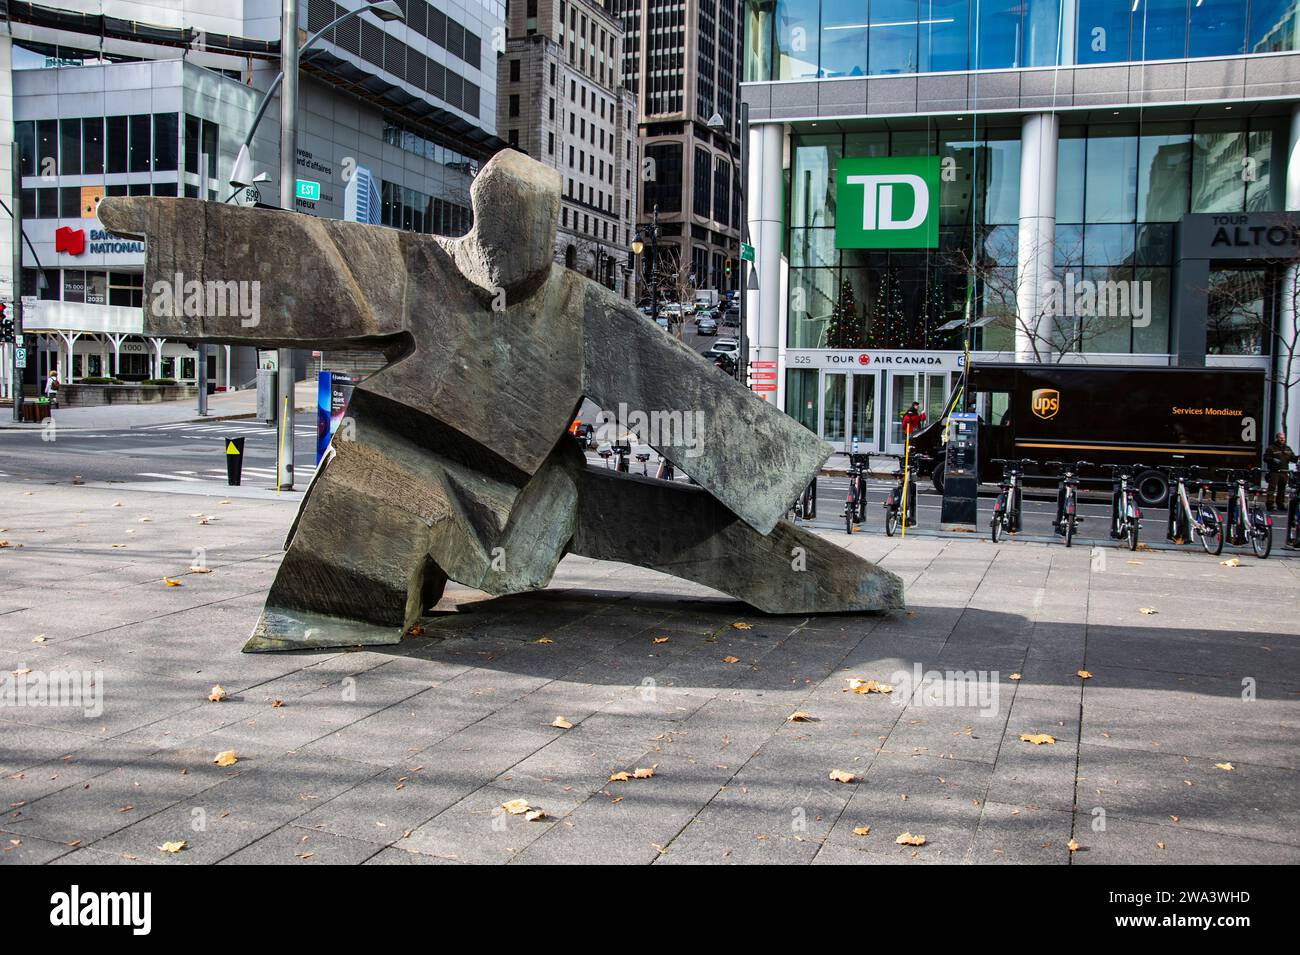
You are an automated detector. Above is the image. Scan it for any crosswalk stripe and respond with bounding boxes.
[136,472,203,482]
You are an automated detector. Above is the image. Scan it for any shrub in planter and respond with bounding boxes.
[77,377,125,385]
[142,378,179,386]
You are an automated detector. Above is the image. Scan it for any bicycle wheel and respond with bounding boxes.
[991,494,1006,543]
[1250,506,1272,559]
[885,507,899,537]
[844,505,853,535]
[1198,509,1223,556]
[1126,516,1139,551]
[1065,513,1075,547]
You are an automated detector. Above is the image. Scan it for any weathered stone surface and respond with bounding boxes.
[99,148,904,651]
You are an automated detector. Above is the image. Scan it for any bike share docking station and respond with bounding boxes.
[940,412,980,529]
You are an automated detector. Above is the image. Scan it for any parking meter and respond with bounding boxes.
[940,412,979,526]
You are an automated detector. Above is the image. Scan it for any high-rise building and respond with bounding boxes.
[742,0,1300,454]
[497,0,639,298]
[0,0,507,399]
[613,0,743,300]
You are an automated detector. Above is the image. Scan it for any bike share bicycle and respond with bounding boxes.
[1104,463,1144,552]
[789,478,817,522]
[989,458,1034,543]
[1047,461,1091,547]
[1163,466,1224,555]
[1287,467,1300,549]
[1218,468,1272,558]
[843,452,869,534]
[883,454,919,537]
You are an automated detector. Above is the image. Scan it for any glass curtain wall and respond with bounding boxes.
[747,0,1300,79]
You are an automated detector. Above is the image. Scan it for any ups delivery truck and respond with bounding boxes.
[913,363,1265,507]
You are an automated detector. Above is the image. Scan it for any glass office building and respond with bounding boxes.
[741,0,1300,453]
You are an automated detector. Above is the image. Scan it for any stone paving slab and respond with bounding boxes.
[1,479,1298,865]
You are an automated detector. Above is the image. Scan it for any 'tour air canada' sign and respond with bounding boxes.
[835,157,940,250]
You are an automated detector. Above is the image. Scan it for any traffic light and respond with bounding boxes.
[724,258,732,278]
[0,302,11,342]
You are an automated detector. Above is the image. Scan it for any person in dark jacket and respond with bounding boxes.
[1265,432,1297,510]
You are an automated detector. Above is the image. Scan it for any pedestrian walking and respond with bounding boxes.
[1265,431,1297,511]
[900,401,926,436]
[45,370,59,409]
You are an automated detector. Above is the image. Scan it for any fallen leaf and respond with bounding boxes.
[207,684,228,702]
[163,577,183,587]
[1170,815,1180,823]
[118,805,134,813]
[406,624,424,637]
[189,566,212,574]
[1156,842,1166,850]
[1138,607,1158,615]
[158,841,187,854]
[1067,838,1081,852]
[847,678,893,695]
[535,637,554,644]
[732,622,752,630]
[608,771,631,782]
[1220,557,1240,567]
[551,716,573,730]
[828,769,858,784]
[722,656,740,664]
[1009,673,1022,681]
[852,826,871,836]
[270,699,285,708]
[632,766,656,779]
[1215,762,1234,772]
[787,711,818,722]
[1076,670,1093,680]
[1020,733,1057,745]
[652,637,669,645]
[524,809,548,822]
[11,668,31,676]
[501,798,531,815]
[213,750,238,767]
[895,832,926,846]
[31,636,46,644]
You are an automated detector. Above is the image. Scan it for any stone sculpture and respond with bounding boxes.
[99,149,903,651]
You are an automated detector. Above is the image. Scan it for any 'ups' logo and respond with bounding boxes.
[1031,388,1060,420]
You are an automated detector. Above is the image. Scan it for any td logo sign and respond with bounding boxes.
[836,157,940,250]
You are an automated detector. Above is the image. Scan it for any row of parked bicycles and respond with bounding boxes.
[790,453,922,537]
[990,459,1284,557]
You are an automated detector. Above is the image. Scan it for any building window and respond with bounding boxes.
[509,59,521,82]
[509,94,520,117]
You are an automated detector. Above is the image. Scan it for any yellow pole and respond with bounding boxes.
[277,395,288,496]
[901,425,912,539]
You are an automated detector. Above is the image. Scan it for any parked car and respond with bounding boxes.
[706,338,740,359]
[696,316,718,336]
[655,316,670,331]
[722,304,740,326]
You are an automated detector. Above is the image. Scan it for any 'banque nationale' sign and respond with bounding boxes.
[836,157,940,250]
[1179,212,1300,261]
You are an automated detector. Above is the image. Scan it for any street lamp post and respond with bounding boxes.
[708,107,748,384]
[631,204,660,327]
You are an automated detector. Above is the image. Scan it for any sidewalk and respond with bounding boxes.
[0,477,1296,864]
[0,380,317,432]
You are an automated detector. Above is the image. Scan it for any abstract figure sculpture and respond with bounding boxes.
[99,149,903,651]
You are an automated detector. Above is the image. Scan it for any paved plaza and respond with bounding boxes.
[0,480,1297,864]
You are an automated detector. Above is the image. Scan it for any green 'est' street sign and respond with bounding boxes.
[740,243,755,263]
[295,179,321,202]
[835,156,940,250]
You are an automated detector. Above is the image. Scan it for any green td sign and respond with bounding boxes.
[835,156,940,250]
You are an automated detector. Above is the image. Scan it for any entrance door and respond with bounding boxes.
[849,371,879,454]
[821,372,847,447]
[887,372,950,453]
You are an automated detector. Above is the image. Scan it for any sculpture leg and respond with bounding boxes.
[568,468,904,614]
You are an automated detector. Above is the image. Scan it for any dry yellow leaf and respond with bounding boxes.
[158,841,187,854]
[524,809,547,822]
[213,750,238,767]
[787,711,817,722]
[847,678,893,695]
[852,826,871,836]
[163,577,183,587]
[535,637,554,644]
[1009,673,1022,681]
[722,656,741,664]
[1220,558,1240,567]
[31,635,47,644]
[828,769,858,784]
[270,699,285,708]
[189,566,212,574]
[551,716,573,730]
[1077,670,1093,680]
[1156,842,1166,850]
[652,637,669,644]
[207,684,228,703]
[1138,607,1158,615]
[12,668,32,676]
[732,622,752,630]
[608,771,631,782]
[895,832,926,846]
[501,798,531,815]
[1215,762,1234,772]
[1067,838,1081,852]
[1020,733,1057,745]
[632,767,656,779]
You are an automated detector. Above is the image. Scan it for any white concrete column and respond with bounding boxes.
[1016,113,1059,362]
[224,344,232,391]
[149,337,166,379]
[747,121,784,402]
[108,333,126,377]
[57,332,81,383]
[1280,103,1300,445]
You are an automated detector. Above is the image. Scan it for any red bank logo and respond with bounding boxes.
[55,226,86,256]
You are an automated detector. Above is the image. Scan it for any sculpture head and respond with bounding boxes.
[452,149,560,300]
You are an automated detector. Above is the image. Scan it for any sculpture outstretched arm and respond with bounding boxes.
[98,196,414,351]
[582,292,832,536]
